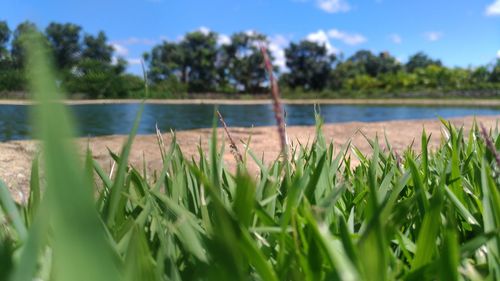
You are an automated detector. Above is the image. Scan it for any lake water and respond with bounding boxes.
[1,103,500,141]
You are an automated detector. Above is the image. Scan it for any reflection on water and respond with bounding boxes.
[1,103,499,141]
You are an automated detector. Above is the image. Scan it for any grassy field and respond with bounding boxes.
[1,34,500,281]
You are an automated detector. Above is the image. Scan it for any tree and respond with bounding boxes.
[180,31,219,92]
[284,40,335,91]
[225,31,270,93]
[328,57,360,90]
[11,21,39,68]
[377,51,401,75]
[67,31,128,98]
[0,21,10,60]
[144,41,184,83]
[405,52,442,73]
[469,66,490,85]
[82,31,113,63]
[45,22,82,69]
[67,57,129,98]
[346,50,400,77]
[490,60,500,83]
[412,64,449,88]
[347,50,379,77]
[214,39,234,92]
[146,31,220,92]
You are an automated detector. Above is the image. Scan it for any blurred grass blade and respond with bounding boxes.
[0,180,27,241]
[26,30,121,281]
[27,155,40,223]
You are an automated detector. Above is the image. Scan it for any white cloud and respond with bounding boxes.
[424,31,443,42]
[198,26,211,35]
[111,43,129,56]
[217,34,231,45]
[486,0,500,16]
[268,34,290,71]
[497,49,500,59]
[327,29,366,45]
[122,37,156,46]
[127,58,142,65]
[305,30,339,54]
[245,29,258,37]
[175,35,184,42]
[112,56,142,66]
[317,0,350,13]
[270,34,289,48]
[390,34,402,44]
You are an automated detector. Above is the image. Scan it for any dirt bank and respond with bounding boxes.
[1,115,499,202]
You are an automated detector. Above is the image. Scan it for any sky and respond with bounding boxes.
[2,0,500,74]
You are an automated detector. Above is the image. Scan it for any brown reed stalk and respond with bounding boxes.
[217,110,243,163]
[260,45,288,160]
[480,123,500,169]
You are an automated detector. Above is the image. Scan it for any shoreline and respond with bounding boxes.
[1,98,500,107]
[3,115,500,202]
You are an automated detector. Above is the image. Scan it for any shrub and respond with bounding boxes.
[0,69,25,92]
[149,76,188,98]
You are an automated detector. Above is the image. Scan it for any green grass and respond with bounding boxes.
[1,32,500,281]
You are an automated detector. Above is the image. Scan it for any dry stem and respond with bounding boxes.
[260,45,288,160]
[217,110,243,163]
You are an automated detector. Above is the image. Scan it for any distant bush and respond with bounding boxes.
[148,76,188,98]
[0,69,25,92]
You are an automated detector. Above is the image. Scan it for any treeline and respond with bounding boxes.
[1,20,500,98]
[146,32,500,97]
[0,21,144,98]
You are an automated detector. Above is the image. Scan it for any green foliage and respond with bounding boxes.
[145,41,185,83]
[0,21,135,98]
[10,21,40,69]
[0,69,26,92]
[219,31,271,93]
[491,60,500,83]
[64,59,131,98]
[347,50,401,77]
[406,52,443,73]
[146,75,188,98]
[145,30,219,92]
[0,20,500,98]
[1,35,500,280]
[284,40,335,91]
[81,31,113,63]
[0,21,10,59]
[343,74,381,91]
[45,22,82,69]
[181,31,219,92]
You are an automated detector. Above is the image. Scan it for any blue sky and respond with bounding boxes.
[2,0,500,74]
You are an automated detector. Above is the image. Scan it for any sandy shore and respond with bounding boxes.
[2,115,500,202]
[2,98,500,106]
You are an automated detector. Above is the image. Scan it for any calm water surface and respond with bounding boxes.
[1,103,500,141]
